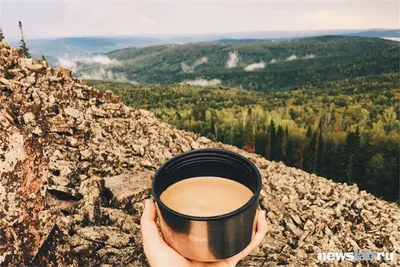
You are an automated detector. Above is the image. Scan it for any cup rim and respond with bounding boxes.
[152,148,262,221]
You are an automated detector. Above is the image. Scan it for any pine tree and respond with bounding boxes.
[313,126,324,174]
[244,107,254,145]
[306,125,313,139]
[209,111,216,135]
[268,120,276,160]
[0,27,4,42]
[275,125,284,161]
[317,127,324,174]
[337,128,361,184]
[18,21,31,58]
[282,126,288,161]
[285,127,296,166]
[255,131,267,156]
[304,129,317,173]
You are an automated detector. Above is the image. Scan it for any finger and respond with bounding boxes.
[229,210,268,264]
[140,199,164,246]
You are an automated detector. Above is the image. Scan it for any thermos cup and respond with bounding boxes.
[152,148,262,262]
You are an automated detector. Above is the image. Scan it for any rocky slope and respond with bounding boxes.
[0,42,399,266]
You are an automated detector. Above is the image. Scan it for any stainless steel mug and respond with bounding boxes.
[152,148,262,262]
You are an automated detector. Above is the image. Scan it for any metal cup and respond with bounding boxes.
[152,148,262,262]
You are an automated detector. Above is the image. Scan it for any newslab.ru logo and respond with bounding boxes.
[318,250,396,262]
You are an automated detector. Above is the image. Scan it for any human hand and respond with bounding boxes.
[140,199,268,267]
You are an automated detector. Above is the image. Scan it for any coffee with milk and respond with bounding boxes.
[160,176,253,217]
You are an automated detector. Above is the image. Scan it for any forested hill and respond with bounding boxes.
[87,73,400,203]
[88,36,400,93]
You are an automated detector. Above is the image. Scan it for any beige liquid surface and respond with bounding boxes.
[160,176,253,217]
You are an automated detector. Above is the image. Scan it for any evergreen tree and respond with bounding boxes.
[175,111,182,120]
[268,120,276,160]
[337,128,361,184]
[306,125,313,139]
[233,123,245,148]
[18,21,31,58]
[275,125,284,161]
[0,27,4,42]
[282,126,288,161]
[317,127,324,174]
[284,127,296,166]
[192,102,206,121]
[313,126,324,174]
[304,128,317,173]
[244,107,254,144]
[209,110,216,135]
[255,131,267,156]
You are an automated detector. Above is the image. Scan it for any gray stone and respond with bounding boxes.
[104,171,152,208]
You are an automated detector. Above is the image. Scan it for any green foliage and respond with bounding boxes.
[87,73,400,203]
[79,36,400,93]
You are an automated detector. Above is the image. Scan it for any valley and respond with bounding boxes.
[87,73,400,203]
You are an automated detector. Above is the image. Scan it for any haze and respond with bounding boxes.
[1,0,399,40]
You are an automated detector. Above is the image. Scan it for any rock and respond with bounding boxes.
[0,77,10,86]
[27,64,44,72]
[140,159,154,168]
[33,126,43,136]
[23,112,35,124]
[197,136,211,143]
[180,144,190,152]
[79,177,104,224]
[76,226,133,248]
[285,219,303,237]
[96,246,138,266]
[100,208,140,234]
[291,214,303,227]
[104,172,152,209]
[56,67,72,77]
[47,185,81,201]
[64,107,82,119]
[0,110,58,266]
[69,137,83,148]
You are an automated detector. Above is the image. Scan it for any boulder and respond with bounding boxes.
[104,171,152,210]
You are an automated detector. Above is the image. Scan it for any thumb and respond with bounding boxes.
[140,199,164,247]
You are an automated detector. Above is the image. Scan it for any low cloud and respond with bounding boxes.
[269,54,316,63]
[286,55,298,61]
[382,37,400,42]
[303,54,316,59]
[78,68,139,84]
[57,55,137,84]
[180,78,221,86]
[181,57,208,73]
[57,55,122,72]
[226,51,239,68]
[244,62,266,72]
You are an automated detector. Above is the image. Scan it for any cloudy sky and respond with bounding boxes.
[1,0,399,40]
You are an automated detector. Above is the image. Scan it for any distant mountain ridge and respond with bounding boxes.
[9,28,399,59]
[344,29,400,38]
[75,35,400,93]
[11,36,163,58]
